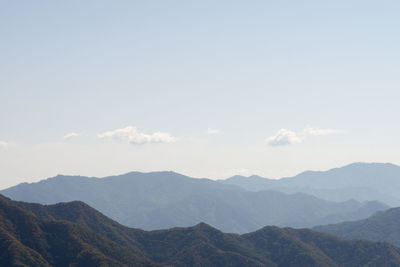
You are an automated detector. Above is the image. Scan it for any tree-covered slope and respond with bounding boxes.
[0,195,156,267]
[314,207,400,247]
[2,194,400,267]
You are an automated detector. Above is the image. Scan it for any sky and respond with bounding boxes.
[1,0,400,189]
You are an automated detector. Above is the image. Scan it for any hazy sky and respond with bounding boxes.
[1,1,400,188]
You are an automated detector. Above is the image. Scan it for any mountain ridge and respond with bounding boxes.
[314,207,400,247]
[2,194,400,267]
[0,169,389,233]
[220,162,400,205]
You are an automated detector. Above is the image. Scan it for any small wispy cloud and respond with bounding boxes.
[0,141,8,148]
[266,126,344,146]
[266,129,303,146]
[63,132,80,139]
[206,128,221,135]
[98,126,177,145]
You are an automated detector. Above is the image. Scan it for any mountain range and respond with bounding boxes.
[314,206,400,247]
[2,194,400,267]
[220,162,400,206]
[0,167,389,233]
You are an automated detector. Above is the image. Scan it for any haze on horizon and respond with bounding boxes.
[1,1,400,189]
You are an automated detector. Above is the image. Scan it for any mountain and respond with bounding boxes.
[220,162,400,205]
[0,195,155,267]
[314,207,400,247]
[3,195,400,267]
[0,171,388,233]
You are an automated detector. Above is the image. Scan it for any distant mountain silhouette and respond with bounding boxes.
[0,171,388,233]
[220,162,400,205]
[2,195,400,267]
[314,207,400,247]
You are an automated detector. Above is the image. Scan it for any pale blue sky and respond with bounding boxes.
[1,1,400,188]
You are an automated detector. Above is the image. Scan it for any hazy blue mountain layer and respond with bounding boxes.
[220,162,400,205]
[0,170,388,233]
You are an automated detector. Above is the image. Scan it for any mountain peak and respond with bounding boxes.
[342,162,399,169]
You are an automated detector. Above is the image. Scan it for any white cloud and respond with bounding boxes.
[206,128,221,135]
[266,126,345,146]
[0,141,8,148]
[63,132,80,139]
[302,127,345,136]
[266,129,303,146]
[97,126,177,145]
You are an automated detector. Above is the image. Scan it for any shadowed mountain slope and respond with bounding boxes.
[314,207,400,247]
[2,195,400,267]
[0,171,388,233]
[0,195,156,267]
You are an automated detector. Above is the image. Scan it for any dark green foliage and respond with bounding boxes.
[315,207,400,247]
[2,195,400,266]
[0,195,157,266]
